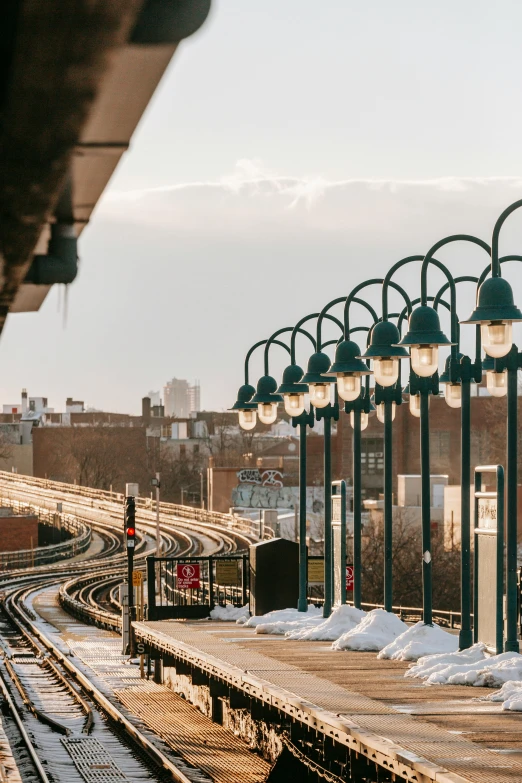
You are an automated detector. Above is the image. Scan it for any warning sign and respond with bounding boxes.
[132,570,143,587]
[308,558,324,583]
[215,559,240,586]
[346,565,354,592]
[177,563,200,589]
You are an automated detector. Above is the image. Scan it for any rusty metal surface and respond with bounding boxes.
[116,686,271,783]
[135,619,522,783]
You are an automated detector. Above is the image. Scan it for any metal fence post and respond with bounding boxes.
[146,556,156,620]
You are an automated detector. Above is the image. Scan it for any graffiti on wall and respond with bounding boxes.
[231,481,324,514]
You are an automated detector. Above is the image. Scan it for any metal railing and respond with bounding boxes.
[147,554,249,620]
[0,471,272,541]
[0,496,91,570]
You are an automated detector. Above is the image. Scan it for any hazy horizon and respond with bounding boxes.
[1,1,522,414]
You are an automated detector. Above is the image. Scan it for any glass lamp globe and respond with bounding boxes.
[444,383,462,409]
[487,369,508,397]
[257,402,278,424]
[309,382,331,408]
[350,411,368,431]
[376,401,396,423]
[409,394,421,418]
[238,409,257,430]
[336,373,361,402]
[411,345,439,377]
[373,358,399,387]
[481,321,512,359]
[283,392,305,417]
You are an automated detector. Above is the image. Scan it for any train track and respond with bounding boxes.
[0,476,254,782]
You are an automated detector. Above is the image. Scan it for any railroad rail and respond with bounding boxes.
[0,472,253,782]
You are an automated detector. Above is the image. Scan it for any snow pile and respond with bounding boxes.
[404,644,522,688]
[379,621,458,661]
[333,609,407,652]
[490,680,522,710]
[288,604,366,642]
[442,652,522,687]
[210,604,250,622]
[243,606,323,635]
[406,643,487,682]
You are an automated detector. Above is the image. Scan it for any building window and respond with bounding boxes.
[179,444,186,458]
[361,438,384,476]
[193,445,199,455]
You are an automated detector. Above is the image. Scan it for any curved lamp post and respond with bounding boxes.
[397,236,491,630]
[299,313,344,618]
[321,293,380,611]
[463,200,522,651]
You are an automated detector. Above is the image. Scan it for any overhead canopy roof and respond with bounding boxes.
[0,0,211,325]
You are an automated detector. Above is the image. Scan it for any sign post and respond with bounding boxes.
[331,480,347,606]
[474,465,504,654]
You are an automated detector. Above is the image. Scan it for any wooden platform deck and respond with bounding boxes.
[135,618,522,783]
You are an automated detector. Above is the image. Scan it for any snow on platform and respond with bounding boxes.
[134,617,522,783]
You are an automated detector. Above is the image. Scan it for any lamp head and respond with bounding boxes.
[362,320,409,359]
[326,340,371,376]
[300,351,332,383]
[398,305,453,348]
[463,276,522,325]
[250,375,283,404]
[276,364,308,394]
[229,383,257,411]
[301,351,333,409]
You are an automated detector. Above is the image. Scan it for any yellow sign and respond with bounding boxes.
[307,559,324,583]
[215,559,241,586]
[132,570,143,587]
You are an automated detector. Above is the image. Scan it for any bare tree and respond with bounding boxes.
[359,511,461,611]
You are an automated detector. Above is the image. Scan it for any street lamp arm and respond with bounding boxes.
[290,314,320,364]
[478,254,522,289]
[420,234,489,307]
[263,327,314,376]
[382,255,424,319]
[244,338,291,385]
[318,313,344,350]
[344,278,384,337]
[317,295,378,347]
[491,199,522,277]
[433,275,479,309]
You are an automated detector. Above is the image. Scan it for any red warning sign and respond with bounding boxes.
[177,563,200,589]
[346,565,354,593]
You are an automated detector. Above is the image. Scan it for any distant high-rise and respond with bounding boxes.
[163,379,201,418]
[163,378,190,418]
[189,380,201,413]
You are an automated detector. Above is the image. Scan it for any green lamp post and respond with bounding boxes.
[277,316,318,612]
[362,319,409,612]
[317,294,380,614]
[463,199,522,652]
[300,348,339,618]
[343,277,411,614]
[398,294,454,626]
[326,335,371,609]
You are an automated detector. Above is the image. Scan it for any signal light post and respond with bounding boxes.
[125,494,136,655]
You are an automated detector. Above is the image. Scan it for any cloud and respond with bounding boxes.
[98,161,522,241]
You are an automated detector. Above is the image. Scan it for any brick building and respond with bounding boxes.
[335,392,508,503]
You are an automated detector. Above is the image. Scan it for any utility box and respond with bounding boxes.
[249,538,299,616]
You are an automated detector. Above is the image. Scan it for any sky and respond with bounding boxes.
[1,0,522,413]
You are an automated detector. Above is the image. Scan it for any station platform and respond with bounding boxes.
[134,618,522,783]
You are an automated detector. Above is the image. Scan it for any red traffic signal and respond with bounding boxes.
[126,527,135,537]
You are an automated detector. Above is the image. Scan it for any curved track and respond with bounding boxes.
[0,477,255,782]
